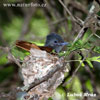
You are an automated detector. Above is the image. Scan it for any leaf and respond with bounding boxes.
[81,62,85,67]
[67,39,91,53]
[86,60,94,68]
[85,80,93,92]
[48,98,53,100]
[87,56,100,63]
[11,47,30,60]
[93,46,100,53]
[86,56,100,68]
[0,54,8,65]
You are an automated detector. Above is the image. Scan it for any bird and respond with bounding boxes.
[16,33,69,53]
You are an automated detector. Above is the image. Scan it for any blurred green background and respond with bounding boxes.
[0,0,100,100]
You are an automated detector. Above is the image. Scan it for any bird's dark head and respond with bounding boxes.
[45,33,69,53]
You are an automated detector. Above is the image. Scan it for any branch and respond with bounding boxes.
[0,46,22,68]
[73,0,99,43]
[63,46,94,86]
[58,0,83,27]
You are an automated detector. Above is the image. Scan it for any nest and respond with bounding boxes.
[21,48,68,100]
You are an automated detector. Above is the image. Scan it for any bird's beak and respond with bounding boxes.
[60,42,69,46]
[54,42,69,46]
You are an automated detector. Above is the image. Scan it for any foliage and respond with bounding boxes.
[0,0,100,100]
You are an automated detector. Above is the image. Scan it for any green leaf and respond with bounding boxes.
[54,87,66,100]
[31,41,44,46]
[86,60,94,68]
[65,40,83,55]
[86,56,100,68]
[0,54,8,65]
[11,47,30,60]
[48,97,53,100]
[87,56,100,63]
[81,62,85,67]
[93,46,100,53]
[85,80,93,92]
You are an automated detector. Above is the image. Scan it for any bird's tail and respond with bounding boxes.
[16,40,40,51]
[16,40,53,53]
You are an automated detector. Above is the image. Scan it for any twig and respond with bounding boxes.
[73,0,99,43]
[63,58,85,86]
[94,33,100,39]
[58,0,83,27]
[19,7,36,39]
[73,26,87,43]
[49,17,67,26]
[63,46,94,86]
[0,46,22,68]
[58,0,76,22]
[69,0,88,14]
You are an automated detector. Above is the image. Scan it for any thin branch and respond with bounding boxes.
[73,26,87,43]
[58,0,76,22]
[58,0,83,27]
[69,0,88,14]
[0,46,22,68]
[49,17,67,26]
[63,46,94,86]
[94,33,100,39]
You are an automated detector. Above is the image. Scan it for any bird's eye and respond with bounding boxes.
[54,40,57,43]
